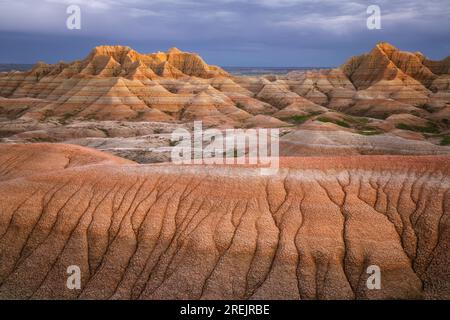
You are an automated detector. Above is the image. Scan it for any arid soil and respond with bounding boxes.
[0,43,449,300]
[0,144,448,299]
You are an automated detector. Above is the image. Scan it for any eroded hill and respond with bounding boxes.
[0,144,448,299]
[0,43,449,162]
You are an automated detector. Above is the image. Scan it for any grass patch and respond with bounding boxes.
[317,116,351,128]
[395,122,440,134]
[410,110,423,117]
[440,135,450,146]
[290,115,311,124]
[344,116,370,125]
[334,120,351,128]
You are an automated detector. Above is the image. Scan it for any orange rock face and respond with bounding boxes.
[0,42,449,137]
[0,43,450,300]
[0,144,449,299]
[342,42,439,89]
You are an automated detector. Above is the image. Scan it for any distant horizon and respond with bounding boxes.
[0,41,449,70]
[0,41,449,69]
[0,63,335,68]
[0,64,335,76]
[1,1,449,67]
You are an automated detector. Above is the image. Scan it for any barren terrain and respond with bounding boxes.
[0,43,449,299]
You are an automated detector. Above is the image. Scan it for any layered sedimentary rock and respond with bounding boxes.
[0,42,449,160]
[0,144,449,299]
[0,47,297,127]
[0,46,261,126]
[342,42,436,89]
[0,42,449,128]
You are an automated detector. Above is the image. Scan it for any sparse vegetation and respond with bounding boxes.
[317,116,351,128]
[289,115,311,124]
[410,110,423,117]
[344,116,370,125]
[358,128,383,136]
[335,120,351,128]
[440,135,450,146]
[373,113,390,120]
[30,137,51,142]
[396,122,440,134]
[316,116,331,122]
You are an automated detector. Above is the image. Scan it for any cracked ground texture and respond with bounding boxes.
[0,143,449,300]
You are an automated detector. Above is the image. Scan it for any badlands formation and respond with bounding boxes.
[0,42,449,161]
[0,42,449,299]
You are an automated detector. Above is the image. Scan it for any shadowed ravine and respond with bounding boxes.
[0,144,448,300]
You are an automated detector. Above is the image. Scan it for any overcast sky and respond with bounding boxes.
[0,0,449,66]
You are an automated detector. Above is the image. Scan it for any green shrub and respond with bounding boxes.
[317,116,332,123]
[317,117,350,128]
[345,116,370,125]
[290,115,311,124]
[335,120,351,128]
[440,135,450,146]
[396,122,440,134]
